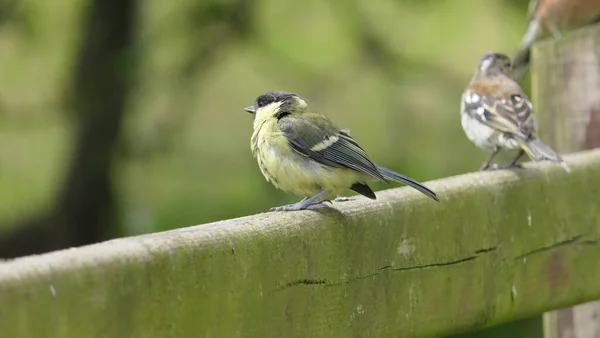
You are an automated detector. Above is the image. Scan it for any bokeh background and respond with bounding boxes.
[0,0,532,255]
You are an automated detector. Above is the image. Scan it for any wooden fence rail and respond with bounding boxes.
[1,149,599,338]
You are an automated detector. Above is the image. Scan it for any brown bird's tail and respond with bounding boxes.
[516,137,571,172]
[512,19,544,82]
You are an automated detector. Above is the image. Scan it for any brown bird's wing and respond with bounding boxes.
[463,86,536,139]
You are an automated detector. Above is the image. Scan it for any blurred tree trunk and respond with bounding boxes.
[0,0,17,25]
[0,0,137,258]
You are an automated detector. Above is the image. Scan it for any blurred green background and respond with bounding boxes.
[0,0,532,238]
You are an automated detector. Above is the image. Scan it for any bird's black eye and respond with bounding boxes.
[255,91,295,108]
[256,94,275,108]
[505,61,512,68]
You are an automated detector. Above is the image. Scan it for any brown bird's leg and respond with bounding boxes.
[504,150,525,168]
[492,149,525,170]
[480,147,500,171]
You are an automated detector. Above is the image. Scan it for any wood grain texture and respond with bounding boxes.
[532,23,600,338]
[1,150,600,338]
[531,24,600,153]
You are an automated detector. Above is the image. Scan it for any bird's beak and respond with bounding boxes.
[244,105,256,114]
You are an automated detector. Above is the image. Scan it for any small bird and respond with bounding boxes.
[245,91,439,211]
[513,0,600,81]
[461,52,569,171]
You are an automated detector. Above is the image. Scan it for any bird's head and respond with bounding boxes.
[475,52,513,78]
[244,91,308,121]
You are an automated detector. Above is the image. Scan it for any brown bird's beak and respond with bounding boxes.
[244,105,256,114]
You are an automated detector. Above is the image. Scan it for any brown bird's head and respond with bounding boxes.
[473,52,513,79]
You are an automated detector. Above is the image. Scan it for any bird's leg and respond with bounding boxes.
[480,147,500,171]
[494,150,525,169]
[270,190,330,212]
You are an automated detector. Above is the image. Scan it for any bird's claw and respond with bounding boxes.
[491,163,524,170]
[269,204,296,212]
[269,201,328,212]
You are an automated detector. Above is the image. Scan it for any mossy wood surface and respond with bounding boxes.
[531,24,600,154]
[1,150,600,338]
[532,24,600,338]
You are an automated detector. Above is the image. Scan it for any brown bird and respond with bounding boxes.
[513,0,600,81]
[461,52,569,171]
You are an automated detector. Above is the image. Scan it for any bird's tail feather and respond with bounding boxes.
[512,47,531,83]
[375,165,439,202]
[512,20,543,82]
[516,137,571,172]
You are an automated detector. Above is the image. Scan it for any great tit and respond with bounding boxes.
[245,90,439,212]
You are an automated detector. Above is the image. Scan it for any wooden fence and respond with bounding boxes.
[0,149,599,337]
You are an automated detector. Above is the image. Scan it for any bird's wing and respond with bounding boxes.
[463,90,535,139]
[278,114,387,182]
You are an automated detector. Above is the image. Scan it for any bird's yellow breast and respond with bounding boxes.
[251,116,364,198]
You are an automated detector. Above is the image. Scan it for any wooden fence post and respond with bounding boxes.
[531,24,600,338]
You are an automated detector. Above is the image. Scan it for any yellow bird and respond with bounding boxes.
[245,91,439,211]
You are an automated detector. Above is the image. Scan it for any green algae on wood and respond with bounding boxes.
[1,150,600,338]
